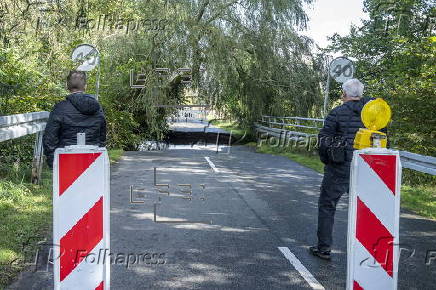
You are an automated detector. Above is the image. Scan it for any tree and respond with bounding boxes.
[1,0,325,149]
[328,0,435,158]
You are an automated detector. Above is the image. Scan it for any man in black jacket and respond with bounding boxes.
[43,70,106,168]
[310,79,377,260]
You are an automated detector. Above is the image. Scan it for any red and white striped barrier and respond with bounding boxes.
[53,145,110,290]
[347,148,402,290]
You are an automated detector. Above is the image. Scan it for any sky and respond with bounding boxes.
[303,0,369,49]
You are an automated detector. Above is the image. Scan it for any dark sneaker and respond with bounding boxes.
[309,246,331,260]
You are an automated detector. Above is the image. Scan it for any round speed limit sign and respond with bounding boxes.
[329,57,355,83]
[71,44,99,72]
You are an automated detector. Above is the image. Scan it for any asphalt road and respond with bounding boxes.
[8,145,436,289]
[110,145,436,290]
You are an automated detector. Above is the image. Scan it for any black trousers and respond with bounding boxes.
[317,163,350,252]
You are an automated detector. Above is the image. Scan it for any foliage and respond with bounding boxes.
[0,0,433,218]
[328,0,435,161]
[1,0,325,152]
[1,0,433,157]
[0,95,64,177]
[0,136,41,184]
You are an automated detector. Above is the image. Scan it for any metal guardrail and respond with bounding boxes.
[0,111,49,184]
[256,115,436,176]
[255,124,316,138]
[169,107,209,123]
[399,151,436,175]
[261,115,324,130]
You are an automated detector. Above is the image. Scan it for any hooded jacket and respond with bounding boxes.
[318,97,386,168]
[43,92,106,167]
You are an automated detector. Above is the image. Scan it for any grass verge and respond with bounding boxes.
[0,168,52,289]
[401,185,436,219]
[209,120,255,144]
[0,149,124,289]
[251,144,435,220]
[108,149,124,163]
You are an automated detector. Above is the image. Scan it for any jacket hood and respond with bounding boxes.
[346,96,373,114]
[67,93,100,115]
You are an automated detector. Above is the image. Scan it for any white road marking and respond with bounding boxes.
[278,247,325,290]
[204,156,219,173]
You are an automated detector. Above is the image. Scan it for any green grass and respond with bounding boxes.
[251,144,436,220]
[401,185,436,219]
[0,168,52,289]
[0,149,123,289]
[209,120,255,144]
[108,149,124,163]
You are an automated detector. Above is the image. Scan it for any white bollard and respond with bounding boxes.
[347,148,402,290]
[53,144,110,290]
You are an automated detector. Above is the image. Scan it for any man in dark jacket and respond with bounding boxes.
[310,79,380,260]
[43,70,106,168]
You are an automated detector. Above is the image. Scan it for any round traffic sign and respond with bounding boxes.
[329,57,355,83]
[71,44,99,71]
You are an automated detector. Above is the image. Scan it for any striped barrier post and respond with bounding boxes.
[347,148,402,290]
[53,144,110,290]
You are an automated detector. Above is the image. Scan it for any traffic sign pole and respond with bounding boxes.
[347,148,402,290]
[95,59,101,100]
[323,56,355,117]
[323,73,331,118]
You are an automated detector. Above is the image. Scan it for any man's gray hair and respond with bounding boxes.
[342,79,364,98]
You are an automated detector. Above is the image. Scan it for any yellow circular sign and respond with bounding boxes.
[361,98,392,131]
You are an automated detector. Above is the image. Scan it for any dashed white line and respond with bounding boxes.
[204,156,219,173]
[278,247,325,290]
